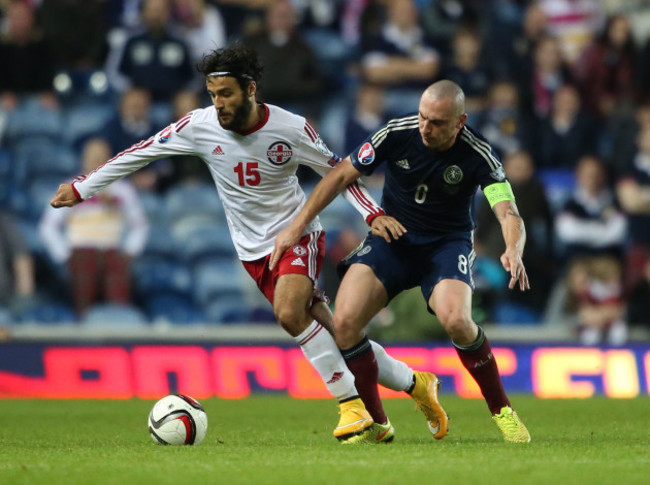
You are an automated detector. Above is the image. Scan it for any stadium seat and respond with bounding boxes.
[202,294,251,324]
[0,305,11,325]
[28,176,70,221]
[63,102,114,148]
[137,190,167,225]
[15,218,45,255]
[164,183,223,224]
[82,303,148,327]
[493,302,541,325]
[133,256,192,297]
[4,103,64,143]
[12,138,79,186]
[141,223,176,259]
[14,300,77,324]
[538,169,575,212]
[145,293,204,325]
[5,185,31,220]
[176,224,236,264]
[0,149,12,205]
[192,258,245,306]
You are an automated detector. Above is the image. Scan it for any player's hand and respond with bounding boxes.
[500,249,530,291]
[269,223,303,270]
[370,215,407,242]
[50,184,80,208]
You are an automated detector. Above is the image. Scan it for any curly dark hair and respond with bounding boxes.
[196,44,264,92]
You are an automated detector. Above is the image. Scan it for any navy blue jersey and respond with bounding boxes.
[350,114,507,237]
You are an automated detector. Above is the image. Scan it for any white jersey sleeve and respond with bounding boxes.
[298,121,385,224]
[72,112,198,201]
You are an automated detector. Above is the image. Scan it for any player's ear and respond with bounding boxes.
[457,113,468,129]
[248,81,257,97]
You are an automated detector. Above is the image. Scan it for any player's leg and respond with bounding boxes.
[274,273,374,440]
[311,299,415,394]
[334,263,390,429]
[312,299,413,443]
[428,279,530,442]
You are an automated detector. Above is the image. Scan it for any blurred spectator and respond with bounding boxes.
[607,102,650,174]
[537,0,603,65]
[475,150,555,314]
[574,256,627,346]
[293,0,344,32]
[616,126,650,290]
[172,0,227,63]
[166,89,211,184]
[0,0,56,111]
[244,0,322,116]
[626,258,650,329]
[343,82,385,156]
[555,155,627,263]
[419,0,483,56]
[477,81,532,158]
[0,210,36,309]
[485,1,542,83]
[39,138,149,316]
[442,28,491,116]
[603,0,650,48]
[520,35,572,120]
[638,29,650,101]
[37,0,109,70]
[359,0,439,116]
[102,87,159,155]
[532,83,598,169]
[117,0,195,101]
[573,13,638,119]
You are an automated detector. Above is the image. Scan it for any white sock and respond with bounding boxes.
[295,321,357,400]
[370,340,414,392]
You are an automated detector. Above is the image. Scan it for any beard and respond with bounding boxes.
[217,95,254,132]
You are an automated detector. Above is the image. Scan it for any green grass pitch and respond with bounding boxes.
[0,396,648,485]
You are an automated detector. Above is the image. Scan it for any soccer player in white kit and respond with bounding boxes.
[49,45,447,443]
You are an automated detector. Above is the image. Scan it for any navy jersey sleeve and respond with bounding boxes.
[349,115,416,175]
[460,126,509,191]
[349,138,386,176]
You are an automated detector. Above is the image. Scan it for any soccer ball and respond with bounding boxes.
[148,394,208,445]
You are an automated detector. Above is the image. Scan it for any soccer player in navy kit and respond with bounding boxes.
[272,79,531,443]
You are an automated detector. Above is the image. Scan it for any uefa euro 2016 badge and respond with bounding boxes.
[358,142,376,165]
[443,165,463,184]
[158,125,172,143]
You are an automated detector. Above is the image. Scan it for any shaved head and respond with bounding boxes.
[423,80,466,117]
[418,80,468,151]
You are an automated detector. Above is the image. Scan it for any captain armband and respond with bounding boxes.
[483,181,515,208]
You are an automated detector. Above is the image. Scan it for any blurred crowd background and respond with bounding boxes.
[1,0,650,346]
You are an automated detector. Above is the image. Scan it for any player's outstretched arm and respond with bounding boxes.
[493,199,530,291]
[270,157,361,270]
[50,184,81,208]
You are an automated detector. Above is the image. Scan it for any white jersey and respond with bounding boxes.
[73,103,384,261]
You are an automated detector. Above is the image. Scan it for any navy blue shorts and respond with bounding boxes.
[337,231,475,306]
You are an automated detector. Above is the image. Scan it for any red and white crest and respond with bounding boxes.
[292,245,307,256]
[267,141,293,165]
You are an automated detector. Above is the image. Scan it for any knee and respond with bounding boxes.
[333,311,361,347]
[436,307,475,343]
[274,304,308,336]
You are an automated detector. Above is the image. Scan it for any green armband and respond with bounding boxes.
[483,181,515,208]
